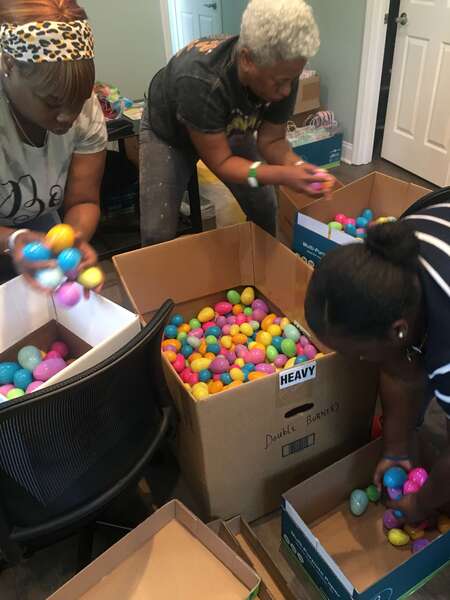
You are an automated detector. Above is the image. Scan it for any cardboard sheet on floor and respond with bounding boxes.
[49,501,260,600]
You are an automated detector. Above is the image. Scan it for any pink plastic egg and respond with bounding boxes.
[274,355,288,368]
[45,350,62,360]
[173,354,186,373]
[274,317,282,325]
[235,345,248,359]
[300,336,310,347]
[0,384,14,396]
[255,363,276,375]
[180,368,193,383]
[296,343,304,355]
[210,357,230,374]
[252,309,267,323]
[310,182,323,192]
[202,321,216,331]
[33,357,67,381]
[226,316,237,325]
[216,316,227,328]
[223,350,236,364]
[54,282,82,308]
[222,325,231,335]
[235,314,247,325]
[408,468,428,488]
[213,374,221,381]
[187,372,199,385]
[215,301,232,315]
[344,217,356,226]
[304,344,318,360]
[252,299,269,313]
[403,480,420,495]
[26,381,44,393]
[50,341,69,359]
[248,348,265,364]
[335,213,346,225]
[190,328,204,338]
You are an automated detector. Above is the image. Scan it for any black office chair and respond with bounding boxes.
[401,186,450,218]
[0,299,175,568]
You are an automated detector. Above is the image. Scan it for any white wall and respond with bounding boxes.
[83,0,167,100]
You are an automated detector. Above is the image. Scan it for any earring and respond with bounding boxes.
[4,73,8,79]
[399,331,405,340]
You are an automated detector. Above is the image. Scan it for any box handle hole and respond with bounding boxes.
[285,403,314,419]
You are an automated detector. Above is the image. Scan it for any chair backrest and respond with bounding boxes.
[401,186,450,218]
[0,299,173,539]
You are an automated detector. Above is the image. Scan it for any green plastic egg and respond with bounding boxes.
[266,345,279,363]
[189,319,201,330]
[366,484,381,503]
[227,290,241,305]
[281,338,296,358]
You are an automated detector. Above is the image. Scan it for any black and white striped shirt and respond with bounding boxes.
[405,202,450,417]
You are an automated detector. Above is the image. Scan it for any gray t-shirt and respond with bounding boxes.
[0,89,107,227]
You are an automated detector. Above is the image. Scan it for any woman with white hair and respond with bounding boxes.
[140,0,334,245]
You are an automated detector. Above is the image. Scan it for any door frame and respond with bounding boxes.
[352,0,390,165]
[160,0,178,60]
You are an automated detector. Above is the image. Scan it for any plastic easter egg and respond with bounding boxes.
[335,213,347,225]
[199,369,212,383]
[366,484,380,503]
[281,338,296,358]
[403,480,420,495]
[223,350,236,364]
[173,354,186,373]
[248,348,265,364]
[261,314,277,331]
[202,321,217,331]
[36,267,64,290]
[437,515,450,534]
[252,299,269,313]
[344,217,356,226]
[240,323,253,337]
[215,301,232,316]
[216,316,227,328]
[0,384,14,396]
[46,351,62,361]
[50,341,69,359]
[33,357,66,381]
[190,328,204,339]
[344,223,357,237]
[248,371,267,381]
[240,287,255,306]
[272,336,283,351]
[235,314,247,326]
[274,354,288,368]
[243,362,255,372]
[221,372,232,385]
[383,510,402,530]
[7,388,25,400]
[300,336,310,347]
[0,362,20,385]
[221,335,232,349]
[383,467,408,489]
[408,468,428,488]
[18,345,42,371]
[164,349,178,363]
[164,324,178,339]
[210,357,230,374]
[256,331,272,347]
[181,344,194,358]
[198,340,207,355]
[349,489,369,516]
[178,331,188,343]
[356,217,369,229]
[78,266,104,290]
[205,326,221,338]
[191,358,212,373]
[388,529,410,547]
[180,368,193,384]
[45,224,75,254]
[57,247,82,272]
[284,357,296,370]
[208,380,224,394]
[234,358,245,368]
[23,241,52,262]
[226,290,241,305]
[412,539,430,554]
[187,336,201,349]
[284,324,301,342]
[171,314,184,327]
[387,487,403,501]
[189,318,201,330]
[187,372,199,385]
[304,345,317,360]
[362,209,373,222]
[266,345,279,363]
[232,304,243,316]
[250,309,266,324]
[26,381,44,394]
[255,363,276,375]
[229,324,240,337]
[267,324,282,338]
[328,221,343,231]
[54,282,82,308]
[205,335,217,345]
[206,343,220,355]
[13,368,32,390]
[295,355,308,365]
[225,317,236,326]
[230,367,245,382]
[244,307,253,316]
[192,383,209,401]
[404,524,425,541]
[356,228,367,239]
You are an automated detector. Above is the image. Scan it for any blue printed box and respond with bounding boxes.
[292,133,343,169]
[282,441,450,600]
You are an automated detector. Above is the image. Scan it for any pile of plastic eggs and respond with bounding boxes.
[328,209,397,240]
[0,341,72,401]
[162,287,322,401]
[23,224,104,308]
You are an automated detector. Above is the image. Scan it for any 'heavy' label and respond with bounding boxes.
[279,361,317,390]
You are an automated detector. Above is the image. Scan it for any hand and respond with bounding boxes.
[73,232,103,298]
[374,455,413,492]
[13,230,57,294]
[282,162,337,197]
[387,492,432,525]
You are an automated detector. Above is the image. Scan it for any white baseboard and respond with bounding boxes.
[341,141,354,165]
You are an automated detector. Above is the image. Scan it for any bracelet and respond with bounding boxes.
[248,161,262,188]
[7,229,30,253]
[295,160,305,166]
[383,454,410,462]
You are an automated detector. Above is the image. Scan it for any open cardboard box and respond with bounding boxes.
[0,276,140,399]
[278,180,344,248]
[282,440,450,600]
[294,75,320,114]
[48,500,260,600]
[113,223,378,521]
[293,172,431,266]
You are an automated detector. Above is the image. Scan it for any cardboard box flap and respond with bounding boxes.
[0,277,53,351]
[113,224,256,318]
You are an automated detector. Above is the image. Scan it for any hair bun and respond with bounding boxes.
[365,221,419,269]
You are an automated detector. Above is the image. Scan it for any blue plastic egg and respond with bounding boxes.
[164,325,178,339]
[362,209,374,222]
[205,326,221,338]
[383,467,408,489]
[13,368,32,391]
[221,373,232,385]
[181,344,193,358]
[17,345,42,371]
[0,362,20,385]
[57,247,81,272]
[356,217,369,229]
[35,267,64,290]
[350,489,369,516]
[243,362,255,372]
[344,224,357,237]
[272,336,283,351]
[199,369,212,383]
[356,229,367,240]
[207,343,220,355]
[394,510,404,519]
[295,355,308,364]
[22,242,51,262]
[170,314,184,327]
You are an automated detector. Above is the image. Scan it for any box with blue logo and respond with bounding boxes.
[293,173,431,267]
[282,440,450,600]
[292,131,343,169]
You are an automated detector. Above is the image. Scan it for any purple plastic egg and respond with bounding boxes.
[387,487,403,501]
[226,316,237,325]
[403,480,420,496]
[223,350,236,364]
[210,357,229,374]
[274,317,282,325]
[408,468,428,488]
[216,316,227,328]
[248,348,265,364]
[215,301,233,315]
[412,539,430,554]
[235,345,248,359]
[383,509,402,530]
[304,344,318,360]
[26,381,44,394]
[274,354,288,368]
[65,268,79,280]
[54,282,82,308]
[33,358,67,382]
[164,344,177,353]
[300,336,310,347]
[255,363,276,375]
[252,309,267,323]
[252,299,269,313]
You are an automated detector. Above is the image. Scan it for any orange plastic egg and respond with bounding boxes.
[208,380,224,394]
[232,304,243,315]
[248,371,267,381]
[232,334,248,345]
[178,323,191,334]
[224,380,243,391]
[162,339,181,351]
[188,352,202,363]
[261,314,276,331]
[163,350,177,363]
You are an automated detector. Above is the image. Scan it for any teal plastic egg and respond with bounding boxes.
[13,368,32,390]
[170,314,184,327]
[181,344,193,358]
[281,338,296,358]
[383,467,407,489]
[205,326,221,338]
[0,362,20,385]
[206,343,220,355]
[35,267,64,290]
[272,336,283,351]
[295,355,308,364]
[22,242,51,262]
[164,325,178,339]
[221,373,232,385]
[17,345,42,371]
[199,369,212,383]
[284,324,301,342]
[350,489,369,516]
[57,247,81,272]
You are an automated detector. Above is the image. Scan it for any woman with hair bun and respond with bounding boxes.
[0,0,106,289]
[305,199,450,523]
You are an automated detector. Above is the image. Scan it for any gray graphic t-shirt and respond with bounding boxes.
[0,89,107,227]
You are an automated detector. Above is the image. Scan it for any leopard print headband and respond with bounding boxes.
[0,20,94,63]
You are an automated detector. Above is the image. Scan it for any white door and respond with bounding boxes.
[173,0,223,51]
[382,0,450,186]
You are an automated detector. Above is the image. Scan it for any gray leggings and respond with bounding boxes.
[139,107,277,246]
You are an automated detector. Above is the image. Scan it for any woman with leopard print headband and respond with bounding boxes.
[0,0,107,292]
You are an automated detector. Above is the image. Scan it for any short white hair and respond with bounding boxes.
[239,0,320,66]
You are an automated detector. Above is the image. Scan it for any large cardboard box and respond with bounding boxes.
[114,223,378,521]
[48,500,261,600]
[294,75,320,114]
[278,180,344,248]
[293,172,431,266]
[0,276,140,397]
[282,440,450,600]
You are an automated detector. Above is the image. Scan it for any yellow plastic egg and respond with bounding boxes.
[197,307,214,323]
[284,357,296,369]
[267,324,282,337]
[192,383,209,401]
[404,524,425,541]
[45,224,75,254]
[232,304,244,316]
[221,335,232,349]
[188,352,202,363]
[256,331,272,346]
[235,358,245,368]
[240,323,254,337]
[191,358,212,373]
[279,317,290,331]
[388,529,410,547]
[438,515,450,534]
[240,286,255,306]
[229,324,240,337]
[230,368,245,382]
[78,266,104,290]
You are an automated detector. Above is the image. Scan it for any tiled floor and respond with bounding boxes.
[1,158,448,599]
